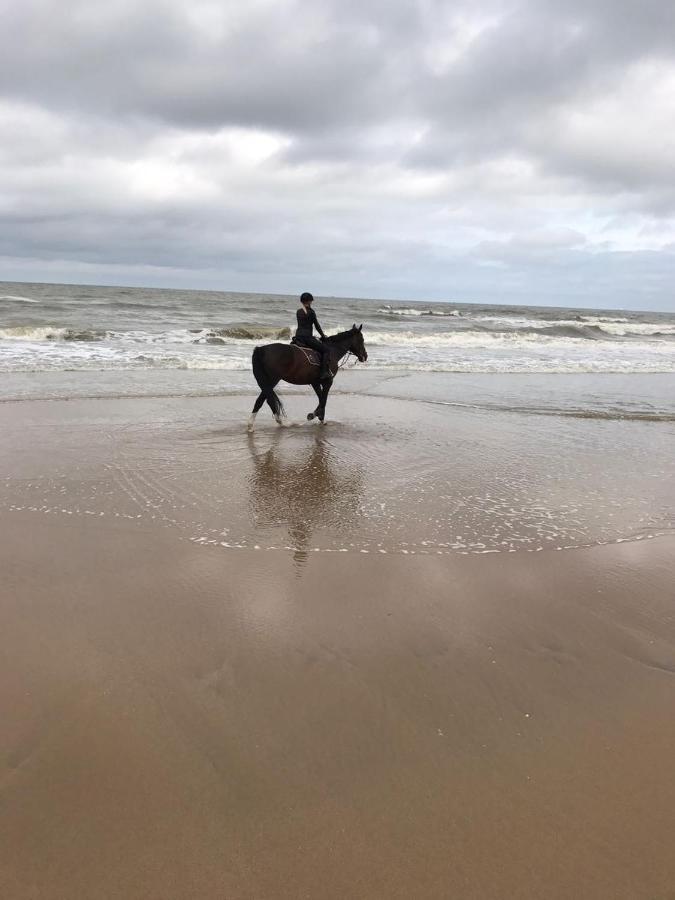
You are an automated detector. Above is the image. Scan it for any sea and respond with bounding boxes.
[1,280,675,420]
[2,280,674,557]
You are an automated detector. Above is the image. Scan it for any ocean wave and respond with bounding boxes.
[2,351,674,375]
[0,294,40,303]
[531,324,610,340]
[588,321,675,336]
[3,328,674,364]
[3,320,672,349]
[0,325,104,341]
[0,354,253,373]
[0,325,106,341]
[374,309,675,338]
[469,315,675,337]
[0,326,62,340]
[203,325,291,341]
[152,325,291,344]
[578,314,630,324]
[364,329,675,349]
[0,323,291,344]
[377,305,461,318]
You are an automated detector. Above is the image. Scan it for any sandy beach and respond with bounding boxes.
[4,0,675,883]
[1,388,674,899]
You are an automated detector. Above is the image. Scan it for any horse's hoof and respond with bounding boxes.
[307,413,315,421]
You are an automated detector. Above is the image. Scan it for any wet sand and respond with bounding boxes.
[1,393,675,898]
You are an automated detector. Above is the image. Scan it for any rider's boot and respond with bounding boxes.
[320,357,331,381]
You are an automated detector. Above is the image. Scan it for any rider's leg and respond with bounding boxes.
[300,336,330,380]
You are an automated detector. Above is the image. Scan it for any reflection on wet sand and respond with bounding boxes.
[247,431,364,567]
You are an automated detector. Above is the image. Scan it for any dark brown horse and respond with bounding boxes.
[249,325,367,428]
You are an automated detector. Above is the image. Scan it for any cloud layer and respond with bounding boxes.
[2,0,675,308]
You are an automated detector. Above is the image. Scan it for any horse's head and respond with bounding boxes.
[349,324,368,362]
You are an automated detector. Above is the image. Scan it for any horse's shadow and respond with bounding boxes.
[246,431,364,569]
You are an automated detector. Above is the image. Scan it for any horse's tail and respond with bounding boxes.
[252,346,285,417]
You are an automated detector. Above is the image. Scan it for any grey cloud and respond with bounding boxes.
[1,0,416,132]
[5,0,672,134]
[1,0,675,308]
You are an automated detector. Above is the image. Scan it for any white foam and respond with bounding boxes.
[0,325,69,340]
[592,321,675,336]
[2,321,674,376]
[468,315,675,337]
[0,295,40,303]
[365,328,675,351]
[378,306,461,318]
[0,325,291,347]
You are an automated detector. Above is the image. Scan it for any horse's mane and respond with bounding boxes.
[325,327,356,344]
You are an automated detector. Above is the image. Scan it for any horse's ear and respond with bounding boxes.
[352,323,356,330]
[358,323,362,331]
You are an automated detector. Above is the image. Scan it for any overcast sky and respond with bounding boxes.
[2,0,675,309]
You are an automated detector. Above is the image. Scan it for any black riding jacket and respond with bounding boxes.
[295,307,325,340]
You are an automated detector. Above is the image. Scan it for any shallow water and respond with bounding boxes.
[1,391,673,564]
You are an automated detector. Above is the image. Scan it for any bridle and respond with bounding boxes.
[337,351,356,371]
[321,330,367,373]
[338,342,367,370]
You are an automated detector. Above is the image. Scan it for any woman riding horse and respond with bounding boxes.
[294,292,330,381]
[248,299,368,428]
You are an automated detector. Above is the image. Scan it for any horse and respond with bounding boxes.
[248,324,367,429]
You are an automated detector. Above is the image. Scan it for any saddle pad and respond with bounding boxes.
[293,345,320,366]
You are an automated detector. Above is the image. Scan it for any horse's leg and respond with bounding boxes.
[269,378,286,425]
[248,391,267,430]
[318,378,333,423]
[252,346,286,424]
[307,382,323,421]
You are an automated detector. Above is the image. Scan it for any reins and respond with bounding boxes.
[337,351,358,370]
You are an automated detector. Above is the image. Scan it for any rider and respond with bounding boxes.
[294,292,330,380]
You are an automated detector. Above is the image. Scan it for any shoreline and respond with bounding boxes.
[1,370,674,428]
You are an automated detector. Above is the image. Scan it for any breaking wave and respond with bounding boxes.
[374,309,675,339]
[378,305,461,318]
[364,328,674,348]
[0,325,106,341]
[1,285,674,379]
[0,324,290,344]
[202,325,291,341]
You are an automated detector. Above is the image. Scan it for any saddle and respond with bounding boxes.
[290,337,320,367]
[290,338,336,378]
